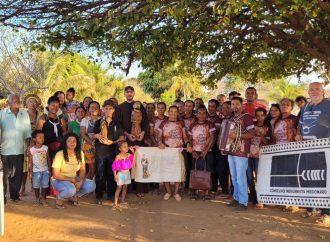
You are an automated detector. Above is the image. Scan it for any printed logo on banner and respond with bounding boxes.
[270,152,327,188]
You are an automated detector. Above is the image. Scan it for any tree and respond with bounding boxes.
[44,53,123,102]
[267,78,307,102]
[138,64,183,99]
[138,69,172,100]
[0,28,53,97]
[160,74,205,107]
[0,1,329,84]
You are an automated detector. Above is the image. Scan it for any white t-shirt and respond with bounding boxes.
[81,117,100,134]
[30,145,49,172]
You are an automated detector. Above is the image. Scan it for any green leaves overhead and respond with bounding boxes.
[0,1,329,84]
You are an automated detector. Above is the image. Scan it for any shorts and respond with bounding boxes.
[117,172,131,186]
[83,143,95,164]
[33,171,50,189]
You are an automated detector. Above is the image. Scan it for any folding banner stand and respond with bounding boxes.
[257,138,330,208]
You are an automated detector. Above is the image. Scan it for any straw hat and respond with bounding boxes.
[23,94,42,108]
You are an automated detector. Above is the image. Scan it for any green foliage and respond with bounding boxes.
[1,1,329,85]
[138,69,172,99]
[267,79,307,102]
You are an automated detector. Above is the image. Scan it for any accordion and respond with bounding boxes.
[218,119,241,152]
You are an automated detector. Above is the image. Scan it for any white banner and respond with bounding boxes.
[133,147,185,183]
[257,139,330,208]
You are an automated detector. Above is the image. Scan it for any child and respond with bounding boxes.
[68,106,86,145]
[80,101,101,179]
[248,107,268,208]
[66,87,80,122]
[28,130,50,206]
[112,141,135,208]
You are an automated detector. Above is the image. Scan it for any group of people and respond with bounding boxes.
[0,82,329,224]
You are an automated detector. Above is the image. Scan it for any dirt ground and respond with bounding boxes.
[1,188,329,242]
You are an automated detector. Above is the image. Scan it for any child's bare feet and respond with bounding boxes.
[119,201,128,208]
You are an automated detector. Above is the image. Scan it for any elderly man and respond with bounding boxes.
[0,94,31,203]
[296,82,330,225]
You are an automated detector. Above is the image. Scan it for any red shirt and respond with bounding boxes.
[250,124,269,158]
[243,102,267,117]
[158,120,185,148]
[273,114,298,144]
[149,116,168,130]
[189,121,216,152]
[207,114,222,132]
[183,114,197,130]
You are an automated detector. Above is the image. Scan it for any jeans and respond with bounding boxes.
[51,178,95,200]
[2,155,24,200]
[214,151,230,194]
[247,157,259,204]
[32,171,50,189]
[95,144,117,199]
[228,155,248,206]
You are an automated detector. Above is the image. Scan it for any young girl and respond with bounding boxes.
[66,87,80,122]
[28,130,50,206]
[68,106,86,145]
[112,141,135,208]
[80,101,101,179]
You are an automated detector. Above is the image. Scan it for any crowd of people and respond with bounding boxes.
[0,82,329,225]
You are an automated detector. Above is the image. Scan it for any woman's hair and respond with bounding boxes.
[184,100,195,108]
[168,105,179,112]
[47,95,60,105]
[295,96,307,103]
[53,91,66,108]
[146,102,156,109]
[62,133,82,163]
[280,98,294,109]
[53,90,64,97]
[264,103,281,127]
[88,100,100,110]
[75,106,86,114]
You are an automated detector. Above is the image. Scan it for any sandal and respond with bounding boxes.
[55,198,66,209]
[136,193,144,198]
[174,193,182,201]
[71,196,79,206]
[163,193,171,201]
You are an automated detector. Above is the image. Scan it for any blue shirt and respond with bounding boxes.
[299,99,330,140]
[0,108,32,155]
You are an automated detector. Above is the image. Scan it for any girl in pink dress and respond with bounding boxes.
[112,141,135,208]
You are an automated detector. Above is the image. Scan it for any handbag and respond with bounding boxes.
[189,157,212,191]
